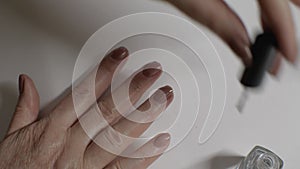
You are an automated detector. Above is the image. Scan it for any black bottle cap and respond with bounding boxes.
[240,32,278,87]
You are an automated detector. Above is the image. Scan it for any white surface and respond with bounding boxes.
[0,0,300,168]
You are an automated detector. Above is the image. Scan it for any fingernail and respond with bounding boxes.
[153,86,173,103]
[285,42,298,64]
[233,33,252,67]
[288,54,298,65]
[154,133,170,148]
[18,74,25,94]
[243,46,253,67]
[142,62,162,77]
[110,47,129,60]
[268,53,282,76]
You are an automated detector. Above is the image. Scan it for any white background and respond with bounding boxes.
[0,0,300,168]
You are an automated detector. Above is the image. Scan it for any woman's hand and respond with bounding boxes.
[0,47,173,169]
[168,0,299,74]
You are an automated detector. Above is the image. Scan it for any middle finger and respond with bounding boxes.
[83,86,174,168]
[55,62,162,167]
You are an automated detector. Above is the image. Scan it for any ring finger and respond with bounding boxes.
[83,86,174,168]
[54,62,162,167]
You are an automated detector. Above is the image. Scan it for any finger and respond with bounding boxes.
[168,0,252,66]
[291,0,300,6]
[74,61,162,146]
[269,53,282,76]
[259,0,298,63]
[104,133,171,169]
[50,47,129,130]
[55,63,163,167]
[84,86,174,169]
[7,74,40,135]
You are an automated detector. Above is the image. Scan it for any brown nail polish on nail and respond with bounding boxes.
[232,34,252,67]
[142,68,161,77]
[153,86,173,103]
[18,75,25,94]
[110,47,129,60]
[243,46,253,66]
[154,133,170,148]
[142,61,162,77]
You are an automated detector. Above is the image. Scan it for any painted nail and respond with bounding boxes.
[142,62,162,77]
[233,33,252,67]
[18,74,25,94]
[243,46,253,66]
[268,53,282,76]
[153,86,173,103]
[154,133,171,148]
[110,47,129,60]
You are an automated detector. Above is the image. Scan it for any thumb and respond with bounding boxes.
[292,0,300,7]
[168,0,252,66]
[7,74,40,135]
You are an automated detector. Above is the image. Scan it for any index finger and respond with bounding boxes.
[258,0,298,63]
[50,47,129,130]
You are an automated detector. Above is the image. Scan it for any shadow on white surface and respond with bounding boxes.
[207,155,243,169]
[188,152,243,169]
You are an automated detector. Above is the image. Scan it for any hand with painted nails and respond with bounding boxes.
[168,0,299,73]
[0,47,173,169]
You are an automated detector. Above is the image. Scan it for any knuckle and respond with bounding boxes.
[14,105,27,114]
[29,120,48,144]
[98,100,117,123]
[40,115,67,146]
[47,113,68,133]
[13,105,33,120]
[130,76,143,93]
[73,84,93,99]
[101,128,124,152]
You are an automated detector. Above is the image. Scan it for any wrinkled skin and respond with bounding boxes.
[0,47,173,169]
[1,1,300,168]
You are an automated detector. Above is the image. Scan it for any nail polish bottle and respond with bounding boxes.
[237,32,278,112]
[237,146,283,169]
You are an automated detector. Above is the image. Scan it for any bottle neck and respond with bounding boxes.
[254,153,281,169]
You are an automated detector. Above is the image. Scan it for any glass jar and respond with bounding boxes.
[237,146,283,169]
